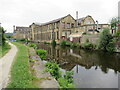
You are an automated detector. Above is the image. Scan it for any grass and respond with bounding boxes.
[7,41,36,88]
[0,42,11,58]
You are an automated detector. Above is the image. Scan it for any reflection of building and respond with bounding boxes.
[37,43,120,72]
[13,14,110,42]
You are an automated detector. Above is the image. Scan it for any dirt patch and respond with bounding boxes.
[28,47,59,88]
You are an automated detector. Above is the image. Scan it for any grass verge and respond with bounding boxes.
[0,42,11,58]
[7,41,36,88]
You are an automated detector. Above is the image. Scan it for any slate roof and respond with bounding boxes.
[77,15,93,24]
[16,26,29,31]
[33,14,75,26]
[77,17,85,24]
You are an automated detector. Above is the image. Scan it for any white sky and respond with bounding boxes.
[0,0,120,33]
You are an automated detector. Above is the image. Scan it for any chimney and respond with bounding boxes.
[13,25,16,32]
[76,11,78,27]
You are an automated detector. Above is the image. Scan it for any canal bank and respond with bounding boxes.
[8,41,59,88]
[36,43,120,88]
[28,47,59,88]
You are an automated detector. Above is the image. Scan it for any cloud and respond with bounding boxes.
[0,0,119,32]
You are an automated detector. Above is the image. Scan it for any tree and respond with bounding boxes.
[0,26,5,46]
[110,17,120,33]
[98,28,115,52]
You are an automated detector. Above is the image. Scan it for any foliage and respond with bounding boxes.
[114,31,120,37]
[16,38,26,42]
[98,28,115,52]
[36,49,47,60]
[44,41,50,44]
[110,17,120,29]
[5,33,13,38]
[106,40,116,52]
[64,71,74,83]
[7,42,35,88]
[0,26,6,46]
[29,43,37,49]
[0,42,11,58]
[60,40,67,46]
[83,39,95,50]
[45,61,61,80]
[29,59,35,63]
[45,61,74,88]
[58,77,74,88]
[51,40,56,46]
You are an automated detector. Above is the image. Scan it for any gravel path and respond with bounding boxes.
[0,42,18,89]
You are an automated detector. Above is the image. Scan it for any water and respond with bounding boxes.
[37,43,120,88]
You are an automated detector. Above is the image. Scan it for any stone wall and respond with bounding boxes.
[80,34,99,45]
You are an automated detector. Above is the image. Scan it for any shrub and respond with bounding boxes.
[45,62,61,80]
[51,40,56,46]
[29,43,37,49]
[106,40,116,52]
[0,26,6,46]
[16,38,26,42]
[60,40,67,46]
[70,43,78,48]
[36,49,47,60]
[29,59,35,63]
[98,28,115,52]
[114,31,120,37]
[44,41,50,44]
[58,77,74,88]
[83,39,95,50]
[45,61,74,88]
[64,71,74,83]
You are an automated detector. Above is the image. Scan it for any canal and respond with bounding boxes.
[37,43,120,88]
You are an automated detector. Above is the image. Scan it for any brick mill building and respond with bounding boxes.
[13,14,110,43]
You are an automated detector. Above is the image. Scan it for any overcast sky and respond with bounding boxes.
[0,0,119,33]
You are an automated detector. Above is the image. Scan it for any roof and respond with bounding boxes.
[16,26,29,30]
[33,14,75,26]
[69,33,82,37]
[77,17,85,24]
[77,15,94,24]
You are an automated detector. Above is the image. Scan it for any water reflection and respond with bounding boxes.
[37,43,120,88]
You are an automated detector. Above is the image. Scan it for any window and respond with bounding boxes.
[62,22,65,29]
[86,21,91,24]
[67,23,70,29]
[57,31,59,40]
[71,23,74,28]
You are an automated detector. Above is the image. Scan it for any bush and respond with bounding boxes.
[45,61,74,88]
[0,26,5,46]
[64,71,74,83]
[44,41,50,44]
[29,43,37,49]
[58,77,74,88]
[36,49,47,60]
[106,41,116,52]
[114,31,120,37]
[83,39,95,50]
[98,28,115,52]
[60,40,67,46]
[70,43,79,48]
[16,38,26,42]
[51,40,56,46]
[45,62,61,80]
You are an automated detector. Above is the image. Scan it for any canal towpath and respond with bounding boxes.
[0,42,18,89]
